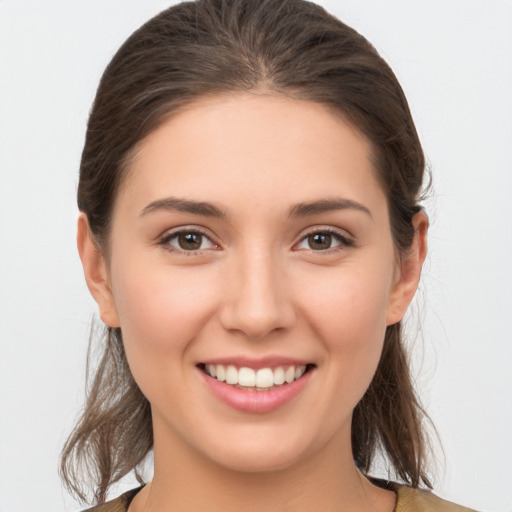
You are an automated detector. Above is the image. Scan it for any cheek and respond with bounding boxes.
[301,264,392,345]
[296,263,394,396]
[109,255,220,366]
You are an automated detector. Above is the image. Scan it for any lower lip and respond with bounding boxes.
[200,369,313,413]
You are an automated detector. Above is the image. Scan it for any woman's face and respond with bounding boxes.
[81,93,423,474]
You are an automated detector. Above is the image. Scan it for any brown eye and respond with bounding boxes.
[162,230,217,252]
[307,233,332,250]
[295,230,352,252]
[178,232,203,250]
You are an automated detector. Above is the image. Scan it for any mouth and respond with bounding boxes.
[198,363,315,392]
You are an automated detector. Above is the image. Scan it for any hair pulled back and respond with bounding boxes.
[62,0,432,503]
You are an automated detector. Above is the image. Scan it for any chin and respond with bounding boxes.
[207,444,306,474]
[195,422,332,475]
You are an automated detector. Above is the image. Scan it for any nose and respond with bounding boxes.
[219,248,296,340]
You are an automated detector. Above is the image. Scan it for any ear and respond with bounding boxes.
[77,213,120,328]
[386,211,428,326]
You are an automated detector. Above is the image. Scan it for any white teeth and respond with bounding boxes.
[255,368,274,388]
[225,365,238,385]
[205,364,309,388]
[273,367,285,385]
[295,365,306,379]
[239,367,256,387]
[216,364,226,382]
[285,366,295,383]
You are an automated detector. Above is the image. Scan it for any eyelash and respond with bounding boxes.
[294,228,354,253]
[158,228,218,255]
[158,227,354,255]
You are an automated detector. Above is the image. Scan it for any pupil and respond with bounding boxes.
[179,232,202,250]
[309,233,331,250]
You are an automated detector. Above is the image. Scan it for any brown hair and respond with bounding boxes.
[62,0,433,503]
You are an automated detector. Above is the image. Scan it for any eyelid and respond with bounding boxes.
[293,226,355,251]
[158,225,221,253]
[156,224,354,254]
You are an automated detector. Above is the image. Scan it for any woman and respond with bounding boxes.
[61,0,477,510]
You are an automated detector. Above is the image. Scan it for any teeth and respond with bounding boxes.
[205,364,308,389]
[273,367,285,385]
[239,367,256,387]
[216,364,226,382]
[255,368,273,388]
[226,365,238,385]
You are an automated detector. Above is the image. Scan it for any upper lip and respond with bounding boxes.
[199,356,313,370]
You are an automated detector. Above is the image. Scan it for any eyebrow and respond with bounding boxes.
[288,198,372,218]
[140,197,227,218]
[140,196,372,220]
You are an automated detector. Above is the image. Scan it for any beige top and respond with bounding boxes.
[84,483,478,512]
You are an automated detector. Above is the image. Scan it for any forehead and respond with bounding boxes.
[117,93,386,217]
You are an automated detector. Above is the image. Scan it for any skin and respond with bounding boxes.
[78,93,427,512]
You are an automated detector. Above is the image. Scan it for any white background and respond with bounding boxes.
[0,1,511,511]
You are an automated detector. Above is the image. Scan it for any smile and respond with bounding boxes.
[198,361,315,413]
[202,364,308,391]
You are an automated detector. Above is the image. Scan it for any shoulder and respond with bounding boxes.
[81,487,142,512]
[393,484,479,512]
[368,477,478,512]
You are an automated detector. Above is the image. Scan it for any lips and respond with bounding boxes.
[198,360,315,413]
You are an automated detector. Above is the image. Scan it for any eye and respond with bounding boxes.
[295,230,353,251]
[160,230,218,252]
